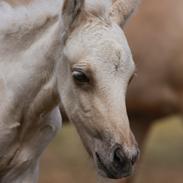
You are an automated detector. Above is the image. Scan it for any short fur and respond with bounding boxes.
[0,0,139,182]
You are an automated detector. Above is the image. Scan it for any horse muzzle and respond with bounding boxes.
[95,144,140,179]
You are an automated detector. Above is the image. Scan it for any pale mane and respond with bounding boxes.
[0,0,63,35]
[0,0,112,36]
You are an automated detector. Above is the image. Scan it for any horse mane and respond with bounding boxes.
[0,0,63,35]
[0,0,112,37]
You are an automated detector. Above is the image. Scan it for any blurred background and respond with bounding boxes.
[39,0,183,183]
[40,117,183,183]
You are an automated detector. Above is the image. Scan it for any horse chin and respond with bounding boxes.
[95,160,133,180]
[95,155,122,179]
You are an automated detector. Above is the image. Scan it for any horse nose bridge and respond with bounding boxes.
[107,107,131,132]
[108,97,129,125]
[116,127,136,148]
[106,115,137,148]
[92,94,132,140]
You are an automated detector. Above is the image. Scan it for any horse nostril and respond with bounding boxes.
[95,146,137,179]
[113,148,125,167]
[112,147,133,178]
[113,147,130,172]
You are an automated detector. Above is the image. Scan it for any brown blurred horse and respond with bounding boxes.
[121,0,183,182]
[126,0,183,152]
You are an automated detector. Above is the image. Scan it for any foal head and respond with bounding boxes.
[57,0,139,179]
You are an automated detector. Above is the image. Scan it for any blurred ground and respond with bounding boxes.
[39,116,183,183]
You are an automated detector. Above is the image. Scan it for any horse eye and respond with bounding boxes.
[72,71,89,83]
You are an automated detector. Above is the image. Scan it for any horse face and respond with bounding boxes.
[57,0,139,179]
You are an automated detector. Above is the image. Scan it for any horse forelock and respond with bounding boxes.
[85,0,112,19]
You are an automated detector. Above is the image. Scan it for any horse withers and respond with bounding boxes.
[0,0,139,182]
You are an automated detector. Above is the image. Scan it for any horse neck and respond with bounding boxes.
[0,3,65,117]
[0,0,63,56]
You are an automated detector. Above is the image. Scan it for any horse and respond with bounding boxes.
[119,0,183,182]
[0,0,139,182]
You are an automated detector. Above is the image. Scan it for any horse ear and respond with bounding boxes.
[62,0,85,30]
[109,0,139,27]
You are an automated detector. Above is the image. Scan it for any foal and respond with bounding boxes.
[0,0,139,182]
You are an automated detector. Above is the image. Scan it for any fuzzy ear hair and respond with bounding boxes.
[62,0,85,30]
[109,0,139,27]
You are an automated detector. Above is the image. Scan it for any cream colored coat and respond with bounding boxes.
[0,0,138,182]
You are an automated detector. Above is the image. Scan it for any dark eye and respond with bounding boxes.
[72,70,89,83]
